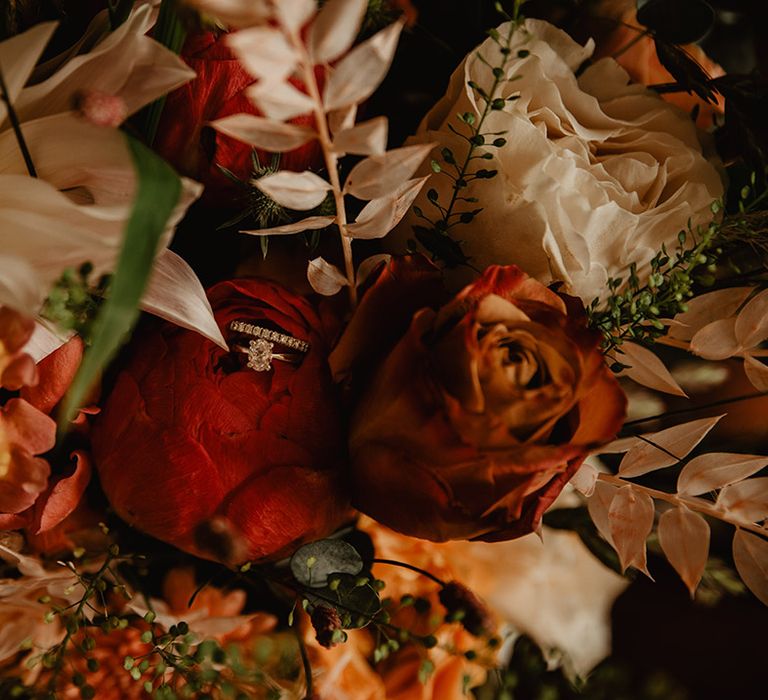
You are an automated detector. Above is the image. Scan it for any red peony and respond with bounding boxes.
[154,31,322,206]
[336,258,626,542]
[91,279,350,563]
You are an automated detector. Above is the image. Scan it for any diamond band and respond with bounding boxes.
[229,320,310,353]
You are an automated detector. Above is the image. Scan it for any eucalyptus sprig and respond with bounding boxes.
[410,0,527,267]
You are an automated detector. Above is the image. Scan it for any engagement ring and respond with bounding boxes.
[230,321,310,372]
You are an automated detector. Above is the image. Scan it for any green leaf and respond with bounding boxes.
[58,135,182,429]
[290,539,364,588]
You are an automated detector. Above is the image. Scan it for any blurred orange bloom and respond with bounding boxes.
[594,4,725,129]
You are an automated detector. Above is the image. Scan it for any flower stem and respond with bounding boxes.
[611,29,650,59]
[285,21,357,308]
[596,472,768,539]
[295,627,314,699]
[655,335,768,357]
[371,558,447,587]
[621,390,768,430]
[0,64,37,177]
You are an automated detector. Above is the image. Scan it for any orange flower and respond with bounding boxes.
[343,260,626,542]
[1,333,94,551]
[56,568,275,700]
[0,308,55,523]
[593,2,725,129]
[306,517,496,700]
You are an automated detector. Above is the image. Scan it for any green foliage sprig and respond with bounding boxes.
[41,263,110,341]
[410,0,527,268]
[587,216,717,359]
[588,177,768,358]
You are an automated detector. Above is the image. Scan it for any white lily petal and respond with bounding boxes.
[0,255,45,315]
[0,22,57,126]
[26,322,71,363]
[16,5,195,122]
[142,250,226,349]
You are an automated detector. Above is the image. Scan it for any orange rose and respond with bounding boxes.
[343,260,626,542]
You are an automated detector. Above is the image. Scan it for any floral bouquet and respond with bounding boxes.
[1,0,767,697]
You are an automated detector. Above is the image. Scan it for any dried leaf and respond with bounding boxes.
[183,0,271,28]
[732,529,768,605]
[323,20,404,111]
[212,114,316,151]
[587,481,620,545]
[309,0,368,64]
[344,144,433,200]
[253,171,331,210]
[355,254,391,288]
[347,177,428,239]
[608,485,655,575]
[717,478,768,523]
[274,0,316,32]
[744,354,768,392]
[246,80,315,121]
[658,507,710,597]
[596,435,639,455]
[690,317,742,360]
[677,453,768,496]
[227,26,298,81]
[307,257,348,296]
[242,216,335,237]
[618,415,723,478]
[654,39,718,104]
[333,116,388,156]
[570,463,599,497]
[735,288,768,349]
[328,104,357,135]
[618,342,687,397]
[670,287,752,341]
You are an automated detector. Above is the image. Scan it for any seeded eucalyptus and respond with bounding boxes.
[589,176,768,359]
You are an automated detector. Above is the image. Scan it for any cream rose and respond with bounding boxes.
[395,19,724,302]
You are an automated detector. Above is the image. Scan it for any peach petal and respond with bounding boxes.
[33,451,92,533]
[1,354,38,391]
[21,336,84,413]
[1,399,56,455]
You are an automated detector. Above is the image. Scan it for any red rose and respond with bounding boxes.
[91,279,350,563]
[154,31,322,206]
[339,259,626,542]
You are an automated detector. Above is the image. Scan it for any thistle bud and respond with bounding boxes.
[310,605,343,649]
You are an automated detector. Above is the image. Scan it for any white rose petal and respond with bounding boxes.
[392,19,724,302]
